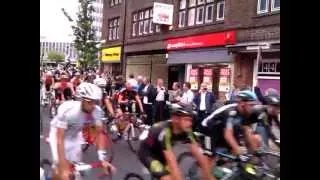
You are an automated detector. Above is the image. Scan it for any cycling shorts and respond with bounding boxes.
[48,127,84,165]
[137,147,170,178]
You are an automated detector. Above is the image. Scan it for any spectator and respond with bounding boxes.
[154,78,169,122]
[141,78,157,125]
[169,82,182,103]
[179,82,194,108]
[137,75,145,97]
[193,83,216,130]
[128,74,138,90]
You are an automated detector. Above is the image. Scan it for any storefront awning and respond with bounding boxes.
[167,48,232,64]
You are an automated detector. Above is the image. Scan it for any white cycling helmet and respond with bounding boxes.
[94,78,107,87]
[76,82,102,100]
[46,71,52,76]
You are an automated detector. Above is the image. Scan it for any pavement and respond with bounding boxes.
[40,105,280,180]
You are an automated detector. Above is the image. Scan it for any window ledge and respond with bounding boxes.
[176,21,224,31]
[254,10,280,18]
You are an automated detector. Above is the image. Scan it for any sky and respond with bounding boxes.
[40,0,78,42]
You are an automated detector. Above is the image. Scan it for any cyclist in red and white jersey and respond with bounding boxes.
[54,73,75,104]
[49,82,115,180]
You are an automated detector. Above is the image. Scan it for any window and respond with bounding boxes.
[258,59,280,74]
[205,4,214,23]
[257,0,269,14]
[196,6,204,24]
[216,1,225,21]
[178,0,222,28]
[110,0,121,7]
[108,17,120,41]
[132,13,138,37]
[132,8,158,37]
[271,0,280,11]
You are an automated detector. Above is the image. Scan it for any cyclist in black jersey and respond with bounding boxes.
[138,106,214,180]
[200,90,263,170]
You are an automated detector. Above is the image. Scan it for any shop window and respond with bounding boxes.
[271,0,280,11]
[178,0,222,28]
[258,59,280,75]
[110,0,121,7]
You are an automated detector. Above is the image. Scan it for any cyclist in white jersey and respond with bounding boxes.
[49,82,115,180]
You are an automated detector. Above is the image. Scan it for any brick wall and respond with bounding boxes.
[233,54,254,89]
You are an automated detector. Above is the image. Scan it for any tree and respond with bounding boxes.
[47,51,65,62]
[62,0,98,69]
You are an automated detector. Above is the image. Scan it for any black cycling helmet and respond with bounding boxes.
[236,90,258,102]
[264,94,280,106]
[170,104,197,118]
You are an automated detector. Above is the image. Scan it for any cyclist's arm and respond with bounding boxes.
[118,94,127,104]
[188,143,214,180]
[94,108,108,161]
[134,95,144,113]
[224,117,241,155]
[163,150,183,180]
[56,128,68,168]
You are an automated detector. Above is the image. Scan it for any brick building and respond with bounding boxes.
[101,0,280,97]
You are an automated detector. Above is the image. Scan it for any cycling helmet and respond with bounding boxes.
[76,82,102,101]
[75,72,81,76]
[169,104,197,117]
[264,94,280,106]
[236,90,258,102]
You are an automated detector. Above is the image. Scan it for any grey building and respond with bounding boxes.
[40,41,78,62]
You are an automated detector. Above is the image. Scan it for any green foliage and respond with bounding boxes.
[47,51,65,62]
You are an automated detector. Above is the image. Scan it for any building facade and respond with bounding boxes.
[101,0,280,97]
[40,41,78,62]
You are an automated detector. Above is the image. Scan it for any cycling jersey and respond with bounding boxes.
[49,101,103,164]
[200,103,259,156]
[118,88,138,112]
[138,121,196,178]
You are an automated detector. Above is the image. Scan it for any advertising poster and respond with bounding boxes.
[203,68,213,91]
[190,69,199,90]
[219,68,231,92]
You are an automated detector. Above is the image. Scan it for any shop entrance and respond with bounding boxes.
[192,64,230,98]
[168,65,185,90]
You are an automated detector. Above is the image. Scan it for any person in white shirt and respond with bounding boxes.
[179,82,194,108]
[155,78,168,122]
[127,74,138,90]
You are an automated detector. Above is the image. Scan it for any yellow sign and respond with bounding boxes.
[101,47,121,63]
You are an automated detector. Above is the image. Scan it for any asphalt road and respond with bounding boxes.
[40,105,280,180]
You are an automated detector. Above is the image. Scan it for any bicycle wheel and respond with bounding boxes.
[123,173,144,180]
[127,123,143,153]
[177,152,201,180]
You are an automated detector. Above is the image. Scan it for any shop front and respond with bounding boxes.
[227,41,280,94]
[166,31,236,99]
[101,46,121,76]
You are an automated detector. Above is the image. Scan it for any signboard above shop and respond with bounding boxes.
[153,2,174,25]
[166,31,236,50]
[101,46,121,63]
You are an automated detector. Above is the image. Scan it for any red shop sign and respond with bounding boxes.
[190,69,198,76]
[203,69,212,76]
[220,68,230,76]
[166,31,236,50]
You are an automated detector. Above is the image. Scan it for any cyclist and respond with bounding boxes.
[118,82,144,116]
[249,94,280,148]
[137,105,214,180]
[48,83,115,180]
[54,73,75,105]
[41,71,55,105]
[200,90,262,169]
[70,71,82,91]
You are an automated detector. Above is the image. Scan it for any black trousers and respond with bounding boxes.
[194,110,210,132]
[155,101,165,123]
[143,104,154,125]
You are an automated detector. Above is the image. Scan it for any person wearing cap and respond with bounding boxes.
[200,90,263,169]
[137,105,214,180]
